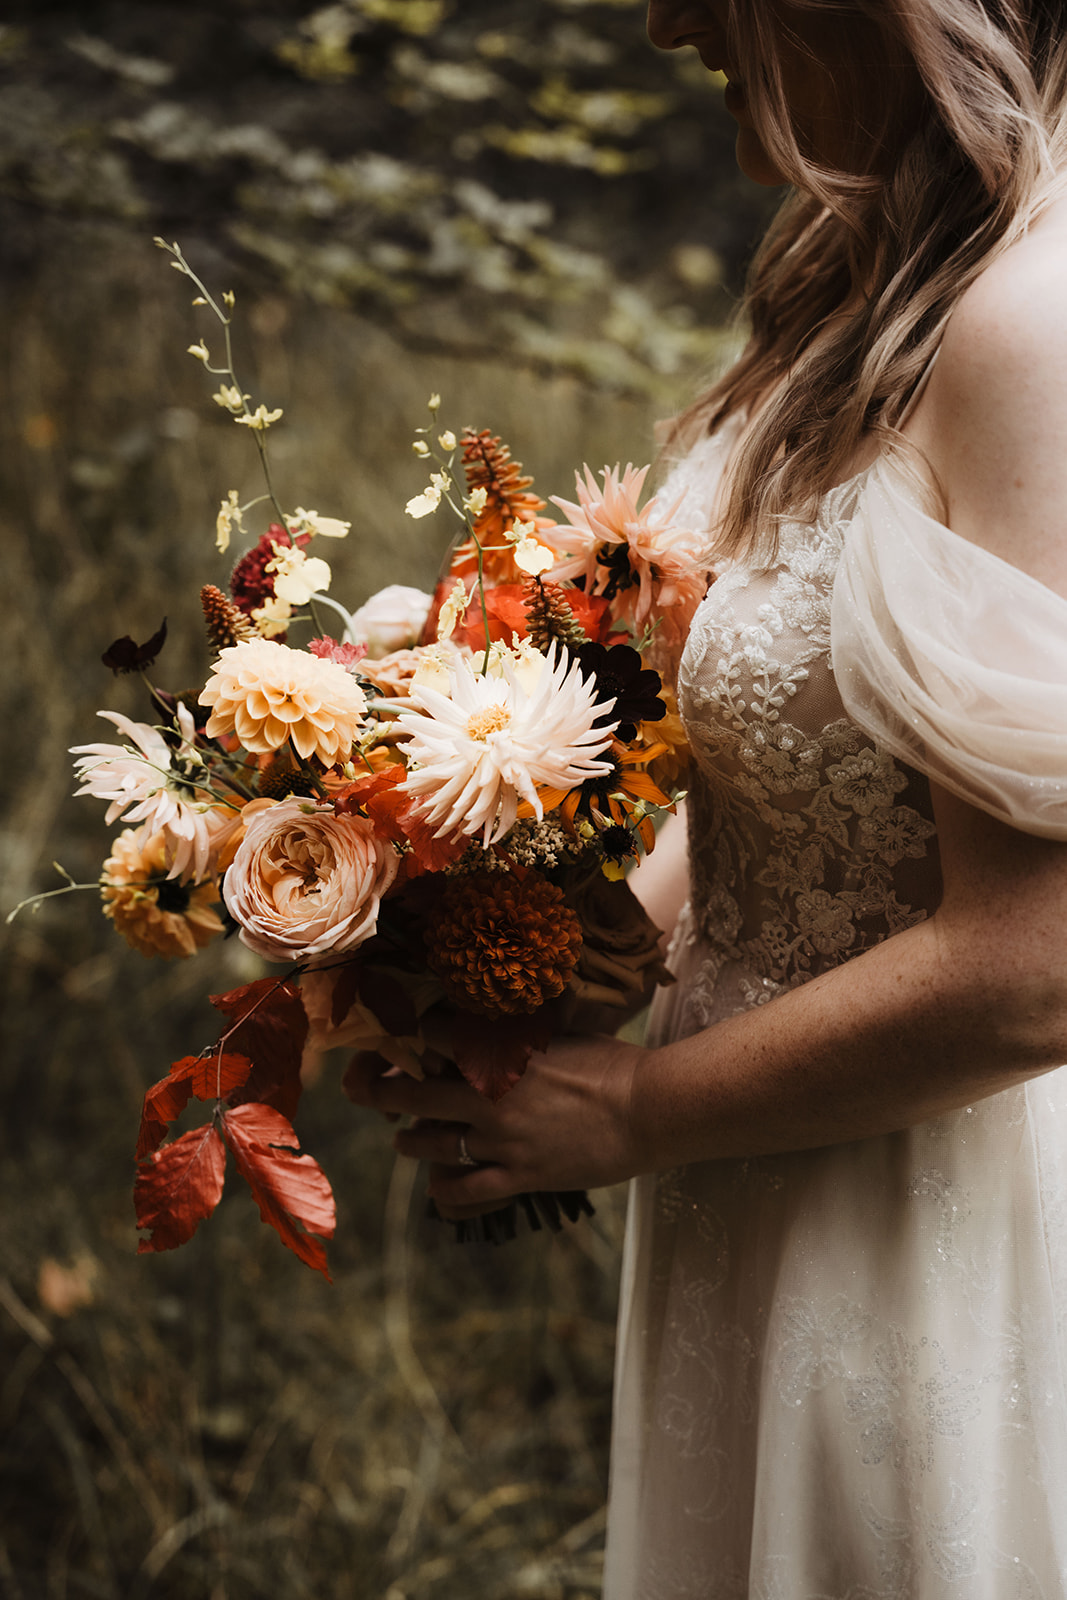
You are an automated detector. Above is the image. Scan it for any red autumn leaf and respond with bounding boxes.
[397,803,468,874]
[366,787,418,847]
[137,1052,252,1158]
[135,1123,226,1253]
[182,1051,255,1102]
[209,975,288,1023]
[137,1071,196,1161]
[101,616,168,674]
[211,978,308,1120]
[452,1012,553,1102]
[333,765,465,873]
[333,764,407,820]
[220,1103,336,1280]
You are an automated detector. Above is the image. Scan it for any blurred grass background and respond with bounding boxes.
[0,3,769,1594]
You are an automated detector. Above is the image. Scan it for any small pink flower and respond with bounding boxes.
[308,636,367,671]
[223,798,398,963]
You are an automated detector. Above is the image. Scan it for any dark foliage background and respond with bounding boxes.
[0,4,771,1595]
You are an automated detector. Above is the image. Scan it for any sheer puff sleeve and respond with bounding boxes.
[830,461,1067,839]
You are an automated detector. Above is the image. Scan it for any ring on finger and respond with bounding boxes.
[456,1128,479,1168]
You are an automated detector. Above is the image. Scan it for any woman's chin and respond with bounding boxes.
[735,127,788,187]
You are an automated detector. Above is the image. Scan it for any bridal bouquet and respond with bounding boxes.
[39,242,706,1272]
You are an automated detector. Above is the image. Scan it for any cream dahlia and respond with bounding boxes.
[396,644,617,847]
[199,638,367,764]
[71,705,241,882]
[222,798,398,963]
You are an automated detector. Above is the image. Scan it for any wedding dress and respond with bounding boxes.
[602,418,1067,1599]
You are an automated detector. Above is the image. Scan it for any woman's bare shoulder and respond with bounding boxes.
[911,195,1067,595]
[937,199,1067,379]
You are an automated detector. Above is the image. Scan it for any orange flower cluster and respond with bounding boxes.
[419,432,558,641]
[462,428,552,547]
[425,871,582,1015]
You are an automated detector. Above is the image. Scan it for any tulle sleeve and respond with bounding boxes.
[830,462,1067,839]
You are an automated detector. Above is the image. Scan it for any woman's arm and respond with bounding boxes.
[348,786,1067,1208]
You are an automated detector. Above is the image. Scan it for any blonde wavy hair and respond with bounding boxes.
[685,0,1067,563]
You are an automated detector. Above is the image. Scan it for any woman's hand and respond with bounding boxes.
[343,1030,648,1216]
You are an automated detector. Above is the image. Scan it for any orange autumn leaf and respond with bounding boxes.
[335,765,466,873]
[394,805,467,875]
[210,978,308,1121]
[220,1103,336,1280]
[137,1052,253,1158]
[333,764,408,812]
[135,1123,226,1253]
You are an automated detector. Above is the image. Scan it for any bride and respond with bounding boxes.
[347,2,1067,1593]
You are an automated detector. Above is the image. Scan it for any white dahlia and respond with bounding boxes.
[199,637,367,764]
[396,645,617,847]
[71,705,240,882]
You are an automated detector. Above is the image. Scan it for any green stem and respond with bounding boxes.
[474,533,492,675]
[162,242,289,532]
[288,742,329,799]
[6,880,99,925]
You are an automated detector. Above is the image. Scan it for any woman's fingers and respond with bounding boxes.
[343,1052,482,1122]
[427,1160,516,1210]
[393,1117,492,1167]
[341,1051,401,1120]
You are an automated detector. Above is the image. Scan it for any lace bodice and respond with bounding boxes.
[671,450,939,1033]
[606,424,1067,1600]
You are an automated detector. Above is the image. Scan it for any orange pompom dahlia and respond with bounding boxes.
[424,871,582,1016]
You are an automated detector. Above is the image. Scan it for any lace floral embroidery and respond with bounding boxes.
[675,474,940,1001]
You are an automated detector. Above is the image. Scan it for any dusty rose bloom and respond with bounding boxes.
[223,798,398,963]
[358,647,424,701]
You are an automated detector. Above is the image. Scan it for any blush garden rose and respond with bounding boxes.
[223,798,399,964]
